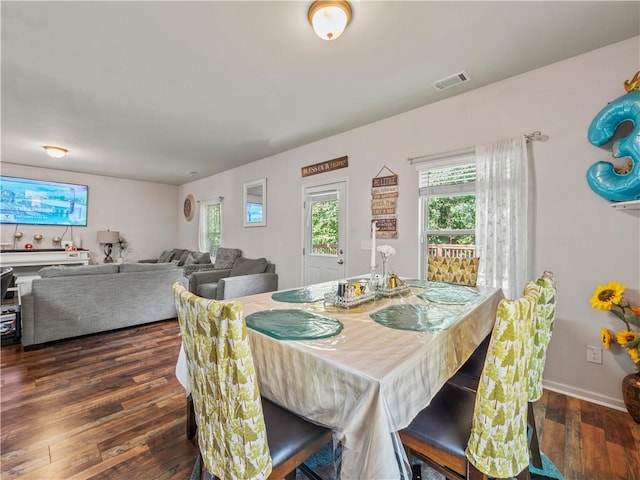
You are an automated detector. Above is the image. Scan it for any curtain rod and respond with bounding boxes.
[408,130,547,164]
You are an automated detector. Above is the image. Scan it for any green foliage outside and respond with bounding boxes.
[312,199,338,252]
[427,195,475,245]
[206,203,221,254]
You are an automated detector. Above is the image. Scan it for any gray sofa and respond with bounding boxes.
[189,256,277,300]
[139,246,242,277]
[21,263,187,347]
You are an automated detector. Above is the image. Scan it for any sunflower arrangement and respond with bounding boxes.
[591,281,640,369]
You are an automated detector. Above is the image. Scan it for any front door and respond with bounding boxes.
[303,181,347,285]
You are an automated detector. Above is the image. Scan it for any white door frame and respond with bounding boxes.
[300,177,349,285]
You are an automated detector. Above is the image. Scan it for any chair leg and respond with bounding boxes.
[515,466,531,480]
[528,402,543,469]
[466,463,486,480]
[187,394,197,442]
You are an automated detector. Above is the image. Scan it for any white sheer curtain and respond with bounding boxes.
[475,136,530,299]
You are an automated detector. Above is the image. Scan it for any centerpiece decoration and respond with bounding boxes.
[377,244,396,287]
[591,281,640,422]
[376,244,408,296]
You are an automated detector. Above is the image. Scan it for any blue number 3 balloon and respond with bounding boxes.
[587,87,640,202]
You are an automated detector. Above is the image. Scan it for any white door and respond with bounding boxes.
[303,181,347,285]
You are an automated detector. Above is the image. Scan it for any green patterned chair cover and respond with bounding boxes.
[529,271,557,402]
[465,282,541,478]
[173,283,272,480]
[427,257,480,286]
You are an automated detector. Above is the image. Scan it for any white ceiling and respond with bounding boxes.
[2,1,639,186]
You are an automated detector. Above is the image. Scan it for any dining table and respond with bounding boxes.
[175,278,504,480]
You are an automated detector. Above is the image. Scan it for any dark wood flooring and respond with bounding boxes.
[1,320,639,480]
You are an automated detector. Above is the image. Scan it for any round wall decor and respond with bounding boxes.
[183,194,195,221]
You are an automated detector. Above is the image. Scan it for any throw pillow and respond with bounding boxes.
[214,248,242,269]
[157,250,173,263]
[194,252,211,264]
[175,250,191,266]
[230,257,268,277]
[183,253,197,265]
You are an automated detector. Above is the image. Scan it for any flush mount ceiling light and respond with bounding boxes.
[43,146,68,158]
[308,0,352,40]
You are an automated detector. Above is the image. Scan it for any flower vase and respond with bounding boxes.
[622,372,640,423]
[381,257,389,289]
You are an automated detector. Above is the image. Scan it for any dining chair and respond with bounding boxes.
[427,256,480,286]
[173,283,332,480]
[447,271,557,469]
[400,282,541,480]
[1,267,14,302]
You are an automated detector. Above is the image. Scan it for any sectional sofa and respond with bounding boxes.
[20,262,187,347]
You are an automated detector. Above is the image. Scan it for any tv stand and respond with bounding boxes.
[0,249,90,269]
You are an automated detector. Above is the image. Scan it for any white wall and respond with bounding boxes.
[178,37,640,409]
[1,164,179,262]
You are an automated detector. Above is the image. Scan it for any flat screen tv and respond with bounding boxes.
[0,176,88,226]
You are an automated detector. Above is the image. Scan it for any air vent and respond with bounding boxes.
[433,71,470,91]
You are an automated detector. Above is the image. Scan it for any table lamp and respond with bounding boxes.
[97,230,119,263]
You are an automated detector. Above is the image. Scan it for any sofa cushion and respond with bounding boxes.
[194,252,211,264]
[39,264,119,278]
[230,257,268,277]
[119,262,179,273]
[175,250,192,266]
[214,248,242,269]
[183,253,197,265]
[157,250,173,263]
[197,283,218,299]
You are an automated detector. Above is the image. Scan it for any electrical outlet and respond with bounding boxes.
[587,345,602,364]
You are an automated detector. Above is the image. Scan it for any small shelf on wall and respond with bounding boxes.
[610,199,640,210]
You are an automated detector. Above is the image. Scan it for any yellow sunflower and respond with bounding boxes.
[590,281,625,311]
[616,330,638,347]
[600,328,614,350]
[628,347,640,365]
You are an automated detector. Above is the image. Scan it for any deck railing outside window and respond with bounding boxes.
[312,244,339,255]
[428,244,476,258]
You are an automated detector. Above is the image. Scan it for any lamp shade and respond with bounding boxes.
[308,1,352,40]
[97,230,120,244]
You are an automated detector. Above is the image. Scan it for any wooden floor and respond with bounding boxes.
[1,320,639,480]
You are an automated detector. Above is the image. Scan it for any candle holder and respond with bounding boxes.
[368,266,378,290]
[380,257,390,288]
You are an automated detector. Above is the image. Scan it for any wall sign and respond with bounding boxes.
[301,156,348,177]
[371,166,398,238]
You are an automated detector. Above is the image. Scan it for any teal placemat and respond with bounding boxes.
[246,309,343,340]
[418,287,481,305]
[370,304,465,332]
[271,283,334,303]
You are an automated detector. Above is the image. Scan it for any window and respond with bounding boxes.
[418,158,476,277]
[309,192,339,255]
[198,200,222,256]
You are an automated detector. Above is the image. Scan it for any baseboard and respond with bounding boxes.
[542,379,626,412]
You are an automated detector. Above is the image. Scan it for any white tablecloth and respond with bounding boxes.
[176,282,503,480]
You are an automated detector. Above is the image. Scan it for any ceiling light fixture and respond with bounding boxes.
[308,1,352,41]
[43,146,68,158]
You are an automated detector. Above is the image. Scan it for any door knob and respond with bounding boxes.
[337,259,344,265]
